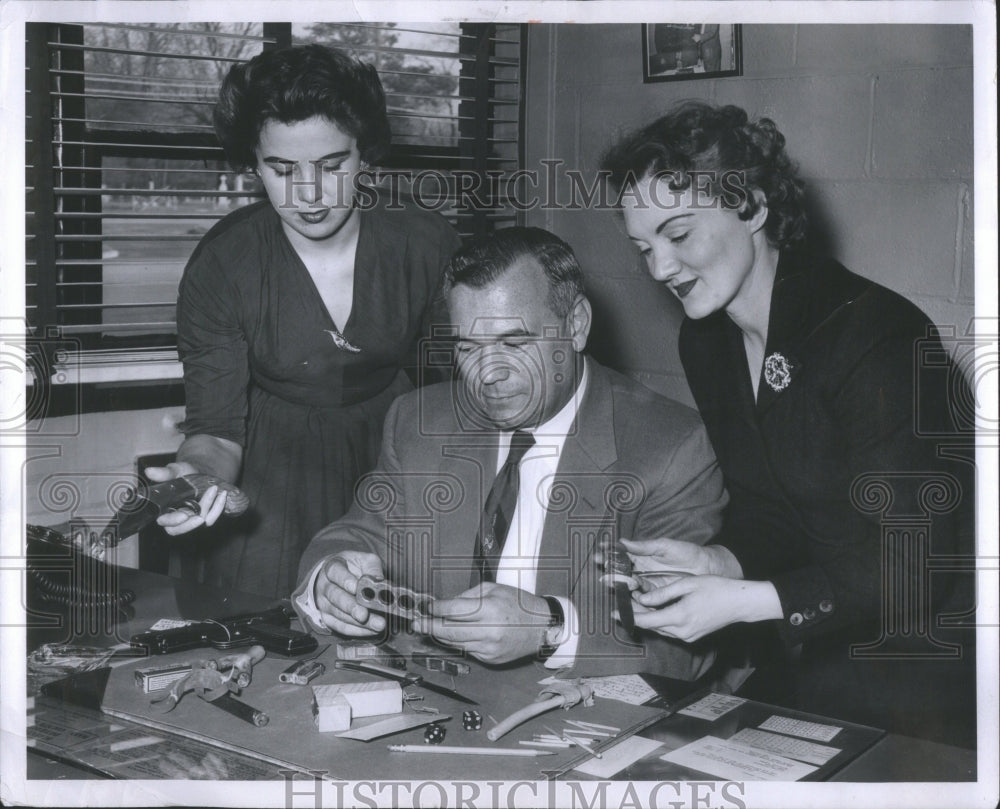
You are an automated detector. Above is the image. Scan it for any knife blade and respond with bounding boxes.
[334,659,479,705]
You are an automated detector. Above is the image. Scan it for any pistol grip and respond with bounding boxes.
[180,474,250,516]
[250,623,318,657]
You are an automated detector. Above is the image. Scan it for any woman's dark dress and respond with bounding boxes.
[679,251,977,748]
[176,197,460,598]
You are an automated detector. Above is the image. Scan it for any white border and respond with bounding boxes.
[2,2,996,808]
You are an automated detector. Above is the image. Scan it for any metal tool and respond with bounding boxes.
[354,575,435,622]
[280,659,325,685]
[211,692,269,727]
[600,540,639,638]
[148,645,269,727]
[334,659,478,705]
[412,653,470,677]
[279,644,329,684]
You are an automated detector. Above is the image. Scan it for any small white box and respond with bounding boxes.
[312,681,403,732]
[313,694,352,732]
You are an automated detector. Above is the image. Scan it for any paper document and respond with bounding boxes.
[731,727,840,765]
[677,692,746,721]
[584,675,658,705]
[574,736,663,778]
[759,714,842,742]
[660,735,818,781]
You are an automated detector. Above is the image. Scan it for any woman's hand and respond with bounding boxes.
[631,576,782,642]
[620,537,744,578]
[145,461,228,536]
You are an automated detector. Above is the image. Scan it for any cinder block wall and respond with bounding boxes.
[524,24,974,406]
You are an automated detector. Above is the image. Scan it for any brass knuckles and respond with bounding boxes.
[355,575,435,621]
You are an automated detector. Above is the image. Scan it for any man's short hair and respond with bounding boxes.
[442,227,586,318]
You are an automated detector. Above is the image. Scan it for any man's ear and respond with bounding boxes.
[567,294,592,352]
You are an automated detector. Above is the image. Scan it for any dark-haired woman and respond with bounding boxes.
[600,101,976,746]
[146,45,460,598]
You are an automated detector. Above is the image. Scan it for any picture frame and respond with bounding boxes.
[642,24,743,83]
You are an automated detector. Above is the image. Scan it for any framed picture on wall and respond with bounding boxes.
[642,24,743,82]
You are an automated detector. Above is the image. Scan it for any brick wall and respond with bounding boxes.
[524,24,975,406]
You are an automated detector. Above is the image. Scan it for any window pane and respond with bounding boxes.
[293,23,462,148]
[79,24,265,133]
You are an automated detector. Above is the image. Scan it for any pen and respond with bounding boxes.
[387,745,555,757]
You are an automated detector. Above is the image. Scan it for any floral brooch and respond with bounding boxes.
[763,352,794,392]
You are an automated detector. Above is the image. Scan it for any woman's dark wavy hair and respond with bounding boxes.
[213,44,391,172]
[600,101,807,250]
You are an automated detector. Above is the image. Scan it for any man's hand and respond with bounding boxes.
[412,583,550,665]
[616,537,744,579]
[313,551,388,637]
[632,576,782,642]
[146,462,228,536]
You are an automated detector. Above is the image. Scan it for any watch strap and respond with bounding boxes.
[537,595,565,660]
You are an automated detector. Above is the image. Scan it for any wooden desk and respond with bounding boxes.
[24,564,978,783]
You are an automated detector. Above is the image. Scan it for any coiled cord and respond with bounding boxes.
[26,524,136,609]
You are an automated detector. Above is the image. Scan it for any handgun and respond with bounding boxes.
[102,472,250,548]
[130,604,318,657]
[27,473,250,560]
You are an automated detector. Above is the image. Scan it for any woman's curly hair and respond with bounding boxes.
[213,44,391,172]
[600,101,807,249]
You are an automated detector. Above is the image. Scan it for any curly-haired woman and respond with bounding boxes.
[146,45,460,598]
[600,101,975,746]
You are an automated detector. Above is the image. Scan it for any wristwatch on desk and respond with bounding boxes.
[538,595,565,660]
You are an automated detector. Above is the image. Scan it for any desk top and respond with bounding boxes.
[23,564,978,784]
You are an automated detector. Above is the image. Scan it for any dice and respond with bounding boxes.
[423,723,446,744]
[462,710,483,731]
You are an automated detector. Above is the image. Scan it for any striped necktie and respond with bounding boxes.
[473,430,536,585]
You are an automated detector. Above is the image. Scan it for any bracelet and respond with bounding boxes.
[537,596,565,660]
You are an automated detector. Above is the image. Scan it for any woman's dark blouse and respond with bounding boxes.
[679,251,976,745]
[175,196,460,598]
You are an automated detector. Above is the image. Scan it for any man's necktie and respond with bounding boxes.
[473,430,536,584]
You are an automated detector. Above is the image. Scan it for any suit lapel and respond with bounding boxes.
[536,359,617,598]
[435,427,497,595]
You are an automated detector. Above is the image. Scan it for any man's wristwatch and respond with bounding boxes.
[538,596,565,660]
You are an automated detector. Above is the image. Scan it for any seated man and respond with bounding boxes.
[293,227,727,678]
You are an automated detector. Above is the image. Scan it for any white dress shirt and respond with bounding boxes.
[297,363,590,669]
[493,361,589,667]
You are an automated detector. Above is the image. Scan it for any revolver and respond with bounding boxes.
[130,604,318,658]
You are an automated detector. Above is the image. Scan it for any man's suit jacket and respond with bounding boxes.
[679,251,976,745]
[296,357,727,679]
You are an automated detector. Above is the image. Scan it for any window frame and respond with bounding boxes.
[25,20,525,409]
